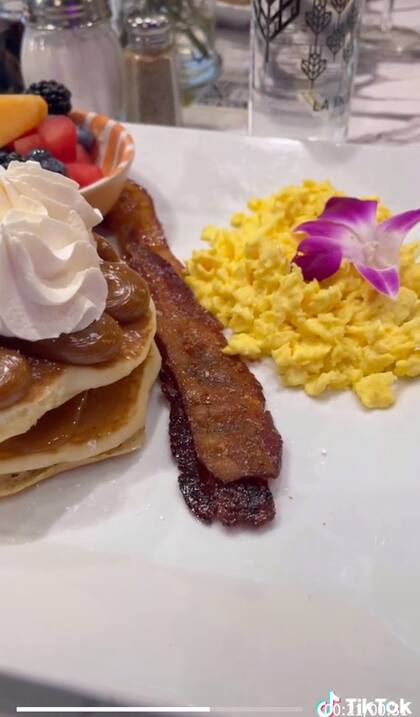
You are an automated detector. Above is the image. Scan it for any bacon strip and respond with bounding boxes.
[160,362,275,528]
[106,179,184,276]
[106,182,282,525]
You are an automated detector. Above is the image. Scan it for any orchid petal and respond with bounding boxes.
[295,219,350,242]
[355,263,400,298]
[375,209,420,267]
[297,236,340,253]
[292,195,420,298]
[380,208,420,236]
[319,197,378,242]
[293,238,342,282]
[295,219,365,263]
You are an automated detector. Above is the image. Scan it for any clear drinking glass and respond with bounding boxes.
[249,0,364,141]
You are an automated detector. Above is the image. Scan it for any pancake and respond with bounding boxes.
[0,302,156,445]
[0,342,161,475]
[0,429,145,498]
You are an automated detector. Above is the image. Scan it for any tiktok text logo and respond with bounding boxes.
[315,691,412,716]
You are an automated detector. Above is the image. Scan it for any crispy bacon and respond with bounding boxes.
[160,363,275,528]
[106,179,184,276]
[106,182,282,526]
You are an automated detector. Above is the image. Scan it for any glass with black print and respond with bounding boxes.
[249,0,363,141]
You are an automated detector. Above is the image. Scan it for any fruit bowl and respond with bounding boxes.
[70,110,135,216]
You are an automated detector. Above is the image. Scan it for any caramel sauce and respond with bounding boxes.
[0,364,144,458]
[28,357,63,383]
[95,234,120,262]
[118,314,153,360]
[26,314,124,365]
[0,349,32,409]
[0,394,87,457]
[0,239,151,408]
[102,262,150,323]
[71,363,143,445]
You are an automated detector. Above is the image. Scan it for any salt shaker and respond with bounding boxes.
[123,12,181,126]
[21,0,124,119]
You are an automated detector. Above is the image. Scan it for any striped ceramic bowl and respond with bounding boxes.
[70,110,135,216]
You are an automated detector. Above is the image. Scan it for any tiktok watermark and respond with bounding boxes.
[316,690,412,717]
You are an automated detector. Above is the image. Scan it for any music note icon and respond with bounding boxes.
[316,690,342,717]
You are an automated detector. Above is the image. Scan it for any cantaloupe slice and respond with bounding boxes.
[0,94,48,149]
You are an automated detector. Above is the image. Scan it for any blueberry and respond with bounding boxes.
[40,157,66,175]
[23,149,66,175]
[0,151,21,168]
[24,149,52,162]
[76,125,95,150]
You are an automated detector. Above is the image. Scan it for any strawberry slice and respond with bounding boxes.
[65,162,103,188]
[13,132,45,155]
[38,115,77,163]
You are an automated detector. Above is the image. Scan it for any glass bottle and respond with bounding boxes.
[21,0,124,119]
[173,0,218,99]
[123,12,181,125]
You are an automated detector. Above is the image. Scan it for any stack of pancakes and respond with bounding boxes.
[0,301,160,497]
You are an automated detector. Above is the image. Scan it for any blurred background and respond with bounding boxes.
[1,0,420,144]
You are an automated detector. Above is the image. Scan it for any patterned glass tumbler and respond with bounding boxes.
[249,0,363,141]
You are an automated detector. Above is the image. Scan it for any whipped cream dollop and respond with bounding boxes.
[0,161,107,341]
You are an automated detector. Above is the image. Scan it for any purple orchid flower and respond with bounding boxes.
[292,196,420,298]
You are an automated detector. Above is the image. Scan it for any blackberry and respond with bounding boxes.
[25,80,72,115]
[0,151,21,169]
[24,149,66,175]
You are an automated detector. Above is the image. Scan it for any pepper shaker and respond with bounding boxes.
[21,0,124,119]
[123,12,181,127]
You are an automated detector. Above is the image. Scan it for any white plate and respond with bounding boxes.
[215,0,251,29]
[0,126,419,715]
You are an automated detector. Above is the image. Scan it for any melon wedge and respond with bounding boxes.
[0,95,48,149]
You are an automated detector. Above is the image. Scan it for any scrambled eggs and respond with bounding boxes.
[185,180,420,409]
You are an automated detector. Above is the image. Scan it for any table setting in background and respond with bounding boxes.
[2,0,420,141]
[187,0,420,143]
[0,1,419,716]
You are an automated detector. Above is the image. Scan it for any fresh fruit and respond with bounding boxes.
[13,132,45,156]
[24,149,51,162]
[76,125,95,150]
[76,143,93,164]
[0,94,48,148]
[65,162,103,188]
[25,80,72,115]
[23,149,66,175]
[0,151,21,169]
[38,115,77,162]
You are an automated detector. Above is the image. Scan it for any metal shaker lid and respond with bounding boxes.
[125,12,173,53]
[23,0,111,29]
